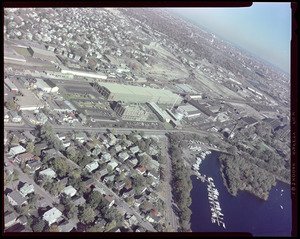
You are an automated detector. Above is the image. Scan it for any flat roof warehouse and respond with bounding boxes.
[95,82,181,104]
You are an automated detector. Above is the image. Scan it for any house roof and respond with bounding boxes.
[62,185,77,197]
[137,166,146,173]
[43,207,62,224]
[8,191,27,206]
[9,145,26,155]
[39,168,56,178]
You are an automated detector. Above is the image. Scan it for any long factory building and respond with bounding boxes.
[94,82,181,105]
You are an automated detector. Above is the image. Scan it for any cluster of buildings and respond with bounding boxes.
[4,127,165,232]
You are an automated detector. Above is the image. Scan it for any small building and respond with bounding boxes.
[61,185,77,197]
[96,168,109,179]
[4,211,17,228]
[108,160,118,170]
[122,188,135,199]
[129,146,140,154]
[72,196,86,206]
[58,220,75,232]
[103,175,115,184]
[43,207,62,225]
[85,161,99,173]
[15,152,34,164]
[118,151,129,162]
[9,145,26,156]
[83,178,94,188]
[114,181,126,192]
[136,166,146,175]
[146,211,160,224]
[7,191,28,206]
[19,183,34,197]
[39,168,56,179]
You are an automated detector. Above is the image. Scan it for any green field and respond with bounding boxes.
[11,46,31,56]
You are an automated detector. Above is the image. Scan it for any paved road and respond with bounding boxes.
[160,136,180,231]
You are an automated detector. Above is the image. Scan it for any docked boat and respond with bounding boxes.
[211,218,216,223]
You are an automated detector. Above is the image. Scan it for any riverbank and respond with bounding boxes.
[189,150,292,236]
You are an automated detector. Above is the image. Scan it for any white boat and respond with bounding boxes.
[211,218,216,223]
[281,189,284,192]
[280,205,283,209]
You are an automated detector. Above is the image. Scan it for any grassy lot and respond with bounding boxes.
[163,122,174,130]
[11,46,31,56]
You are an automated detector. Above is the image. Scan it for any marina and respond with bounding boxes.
[191,151,226,230]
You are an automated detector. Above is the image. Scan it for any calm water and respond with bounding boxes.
[189,151,292,236]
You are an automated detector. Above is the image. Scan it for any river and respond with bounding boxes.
[189,151,292,236]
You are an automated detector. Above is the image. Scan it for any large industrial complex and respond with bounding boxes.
[94,82,182,105]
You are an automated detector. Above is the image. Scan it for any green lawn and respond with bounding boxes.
[12,46,31,56]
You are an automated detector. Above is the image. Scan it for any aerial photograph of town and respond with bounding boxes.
[3,2,296,236]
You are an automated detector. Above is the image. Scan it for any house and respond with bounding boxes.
[43,207,62,225]
[147,170,160,180]
[39,168,56,179]
[72,196,86,206]
[129,146,140,154]
[15,152,34,164]
[58,220,75,232]
[61,185,77,197]
[17,215,28,226]
[110,227,121,232]
[19,183,34,197]
[42,148,57,157]
[7,191,28,206]
[136,166,146,175]
[94,217,107,229]
[9,145,26,156]
[8,110,22,123]
[149,159,160,171]
[148,146,158,156]
[103,175,115,184]
[115,144,122,153]
[74,132,87,143]
[118,151,129,162]
[101,152,111,162]
[26,160,42,173]
[114,181,126,192]
[107,160,118,170]
[134,195,146,208]
[122,188,135,199]
[104,195,115,208]
[128,158,138,167]
[4,211,17,228]
[5,223,26,232]
[146,211,160,224]
[85,161,99,173]
[135,226,146,232]
[96,168,109,179]
[107,133,117,145]
[23,131,36,142]
[91,147,102,156]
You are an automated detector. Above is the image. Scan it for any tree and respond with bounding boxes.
[65,203,78,220]
[78,205,96,224]
[26,142,34,153]
[32,219,46,232]
[5,100,17,110]
[86,191,104,210]
[33,146,41,156]
[50,157,68,178]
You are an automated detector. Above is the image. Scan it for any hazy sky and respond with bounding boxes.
[168,2,291,73]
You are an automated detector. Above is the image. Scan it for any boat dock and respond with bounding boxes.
[207,177,226,229]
